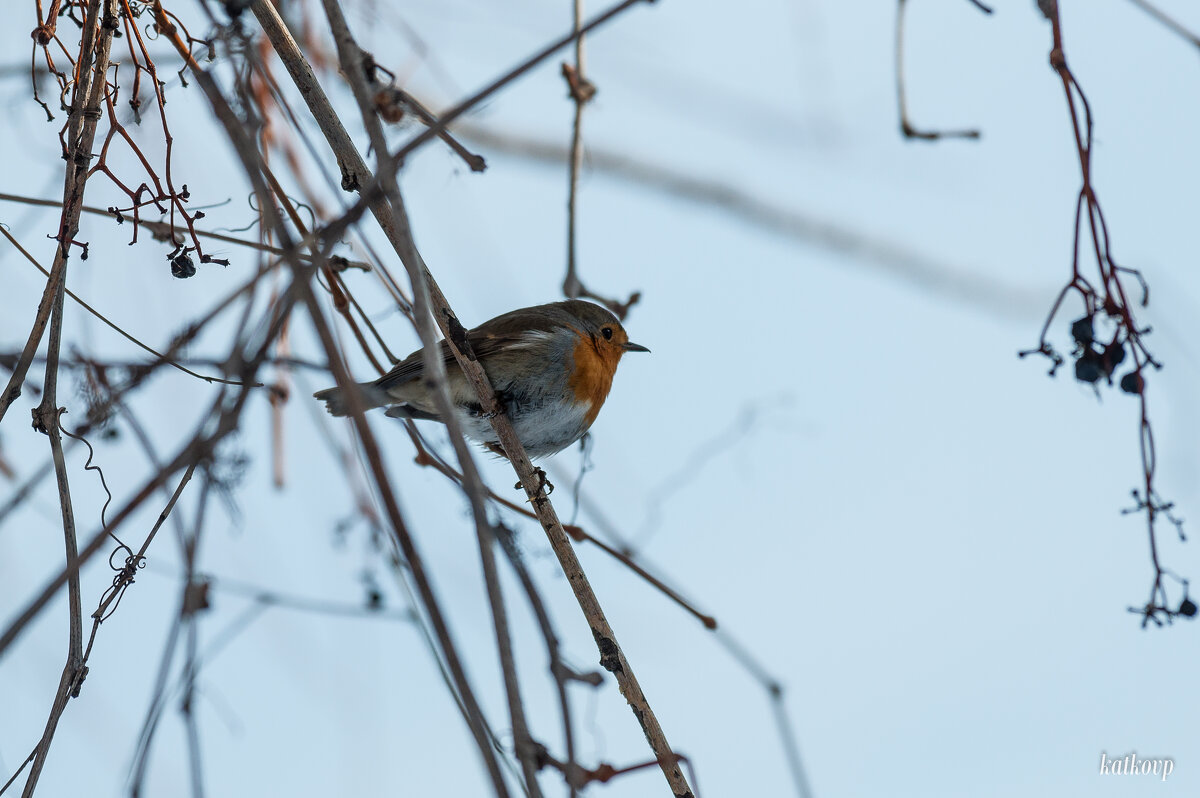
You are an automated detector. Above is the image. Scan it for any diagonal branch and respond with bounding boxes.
[0,0,116,424]
[318,2,538,792]
[249,2,692,793]
[154,7,513,793]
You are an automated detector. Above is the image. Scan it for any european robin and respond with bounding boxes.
[313,300,649,458]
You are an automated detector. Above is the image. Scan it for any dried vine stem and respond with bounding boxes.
[249,2,692,793]
[304,0,654,260]
[895,0,986,141]
[560,0,640,319]
[564,0,590,300]
[15,2,119,793]
[0,224,258,387]
[317,0,543,791]
[1029,1,1189,625]
[0,386,242,659]
[558,0,636,318]
[0,189,374,271]
[153,6,512,794]
[23,253,83,798]
[0,0,115,425]
[0,214,303,678]
[387,0,651,170]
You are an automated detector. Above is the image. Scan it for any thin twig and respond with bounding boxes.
[19,3,117,793]
[250,1,692,791]
[712,631,812,798]
[157,9,512,793]
[495,526,586,795]
[894,0,983,141]
[318,3,538,791]
[0,225,260,387]
[558,5,637,320]
[389,0,652,169]
[0,0,116,425]
[23,262,83,798]
[0,325,274,658]
[1125,0,1200,50]
[0,190,373,270]
[454,124,1043,320]
[563,0,590,300]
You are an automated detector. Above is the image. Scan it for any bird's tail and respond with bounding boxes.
[312,382,390,417]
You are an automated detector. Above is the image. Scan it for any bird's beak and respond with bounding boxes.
[622,341,650,353]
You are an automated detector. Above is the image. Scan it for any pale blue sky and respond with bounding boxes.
[3,1,1199,797]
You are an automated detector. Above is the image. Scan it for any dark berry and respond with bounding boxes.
[1179,598,1197,618]
[1070,316,1094,345]
[1104,341,1126,369]
[171,253,196,279]
[1119,371,1144,394]
[1074,355,1102,384]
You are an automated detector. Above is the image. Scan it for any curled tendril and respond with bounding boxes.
[107,543,133,571]
[96,552,146,622]
[217,191,317,235]
[58,409,128,550]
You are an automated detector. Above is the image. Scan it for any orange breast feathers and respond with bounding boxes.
[567,335,621,427]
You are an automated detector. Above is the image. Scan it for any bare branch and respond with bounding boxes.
[0,0,118,424]
[0,225,260,387]
[249,1,692,791]
[16,2,118,792]
[317,2,538,791]
[154,8,512,792]
[1125,0,1200,50]
[895,0,984,141]
[455,124,1043,320]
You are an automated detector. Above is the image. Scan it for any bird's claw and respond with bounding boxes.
[514,468,554,497]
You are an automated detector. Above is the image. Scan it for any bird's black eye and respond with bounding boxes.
[601,327,613,340]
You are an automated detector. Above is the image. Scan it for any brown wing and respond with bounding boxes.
[372,303,575,393]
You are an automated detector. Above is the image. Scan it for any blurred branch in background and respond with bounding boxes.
[894,0,988,142]
[4,1,1197,798]
[453,123,1044,321]
[1125,0,1200,50]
